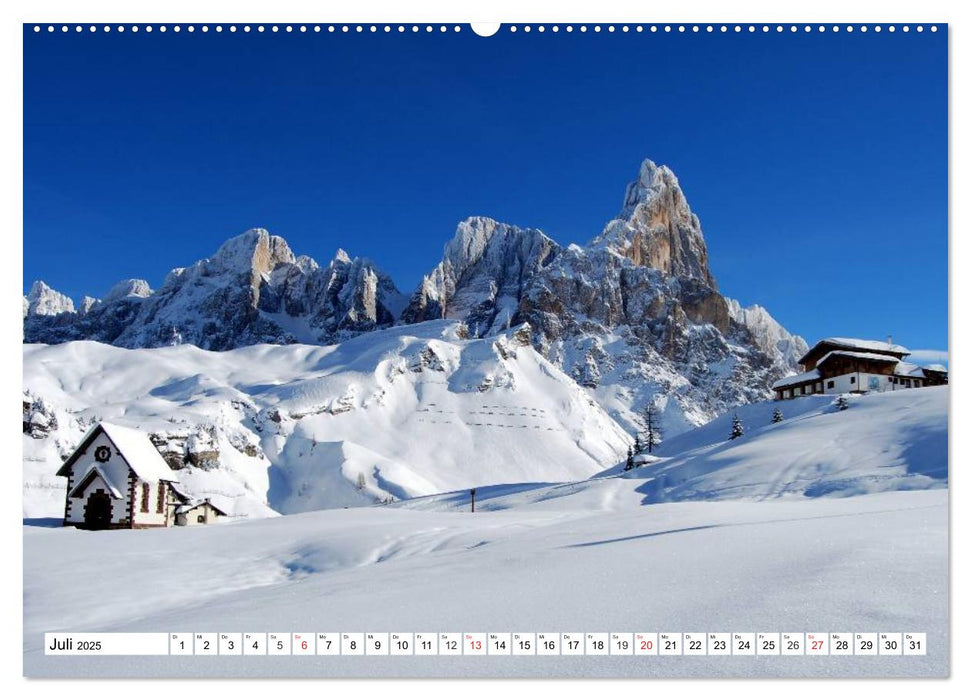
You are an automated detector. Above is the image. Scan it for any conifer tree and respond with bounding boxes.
[730,413,744,440]
[772,408,784,424]
[633,435,643,454]
[624,446,634,471]
[643,399,663,453]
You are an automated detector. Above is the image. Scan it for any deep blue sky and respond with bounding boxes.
[23,25,948,351]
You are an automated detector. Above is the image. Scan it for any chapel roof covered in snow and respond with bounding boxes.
[57,421,180,483]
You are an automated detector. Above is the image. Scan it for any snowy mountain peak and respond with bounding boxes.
[78,296,100,315]
[103,278,153,304]
[401,216,559,333]
[332,248,352,265]
[26,281,75,316]
[591,158,714,286]
[211,228,297,277]
[621,158,680,215]
[443,216,555,273]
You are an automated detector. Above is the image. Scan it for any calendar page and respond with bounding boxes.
[21,14,949,681]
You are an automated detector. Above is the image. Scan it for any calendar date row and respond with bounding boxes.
[45,632,927,657]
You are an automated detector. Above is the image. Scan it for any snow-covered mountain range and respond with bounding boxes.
[23,158,816,516]
[24,158,806,434]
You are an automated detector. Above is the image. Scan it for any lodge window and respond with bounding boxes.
[850,376,856,384]
[141,483,150,513]
[156,482,165,513]
[827,380,835,389]
[197,515,206,524]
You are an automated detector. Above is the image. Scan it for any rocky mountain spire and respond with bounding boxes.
[591,159,716,287]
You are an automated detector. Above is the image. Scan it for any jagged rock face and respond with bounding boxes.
[404,160,805,434]
[25,281,75,317]
[23,229,406,350]
[725,298,809,369]
[591,160,715,286]
[401,216,559,336]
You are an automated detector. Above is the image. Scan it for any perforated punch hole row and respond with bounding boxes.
[31,24,940,34]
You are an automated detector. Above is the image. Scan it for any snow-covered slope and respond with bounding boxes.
[23,321,630,518]
[24,489,947,677]
[23,380,948,677]
[605,386,948,502]
[394,386,947,513]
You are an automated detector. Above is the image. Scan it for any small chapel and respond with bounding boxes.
[57,421,224,529]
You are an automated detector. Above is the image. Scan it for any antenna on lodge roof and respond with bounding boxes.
[887,334,893,346]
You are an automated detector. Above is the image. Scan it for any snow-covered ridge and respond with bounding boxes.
[25,228,407,350]
[23,321,630,519]
[725,298,809,368]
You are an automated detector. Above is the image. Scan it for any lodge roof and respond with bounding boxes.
[798,337,910,366]
[893,362,927,379]
[771,368,821,390]
[816,350,901,367]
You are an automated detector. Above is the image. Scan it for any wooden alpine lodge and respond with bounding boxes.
[772,337,948,400]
